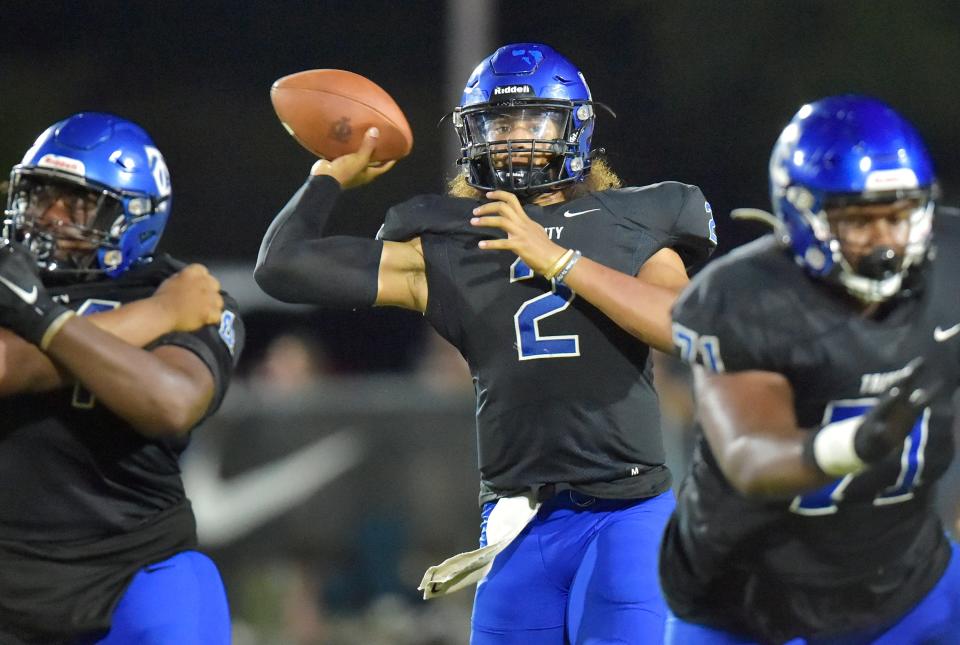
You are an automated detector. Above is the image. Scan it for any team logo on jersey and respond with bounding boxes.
[860,364,914,395]
[543,226,564,240]
[219,310,237,355]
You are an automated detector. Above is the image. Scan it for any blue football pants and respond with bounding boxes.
[471,490,675,644]
[81,550,230,645]
[665,541,960,645]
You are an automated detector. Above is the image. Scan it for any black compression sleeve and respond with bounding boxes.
[255,175,383,308]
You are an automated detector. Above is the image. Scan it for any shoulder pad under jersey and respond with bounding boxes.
[596,182,717,269]
[376,194,478,242]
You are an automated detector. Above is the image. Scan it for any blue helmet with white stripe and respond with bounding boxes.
[5,112,172,278]
[453,43,603,197]
[769,95,935,302]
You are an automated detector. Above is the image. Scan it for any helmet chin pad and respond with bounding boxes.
[477,146,566,198]
[856,246,901,281]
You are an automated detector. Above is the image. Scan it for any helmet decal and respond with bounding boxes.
[146,146,172,198]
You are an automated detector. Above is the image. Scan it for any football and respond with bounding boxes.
[270,69,413,162]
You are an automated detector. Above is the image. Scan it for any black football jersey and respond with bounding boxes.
[379,184,716,503]
[0,254,244,642]
[662,209,960,642]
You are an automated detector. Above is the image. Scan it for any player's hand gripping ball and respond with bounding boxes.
[270,69,413,162]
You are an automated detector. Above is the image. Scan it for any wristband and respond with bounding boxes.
[806,415,865,477]
[543,249,574,280]
[554,250,582,284]
[39,310,76,351]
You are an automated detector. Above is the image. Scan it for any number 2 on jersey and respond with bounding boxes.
[791,399,930,515]
[511,258,579,360]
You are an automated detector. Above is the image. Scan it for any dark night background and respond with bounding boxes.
[3,0,960,370]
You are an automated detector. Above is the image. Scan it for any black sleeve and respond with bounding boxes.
[669,184,717,270]
[148,293,245,418]
[254,175,383,308]
[671,261,773,373]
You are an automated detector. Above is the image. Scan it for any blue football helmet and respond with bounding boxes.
[769,95,935,302]
[4,112,172,278]
[453,42,605,197]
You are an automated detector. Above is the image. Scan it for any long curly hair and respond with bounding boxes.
[446,158,622,200]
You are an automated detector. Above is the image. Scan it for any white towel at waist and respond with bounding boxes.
[418,492,541,599]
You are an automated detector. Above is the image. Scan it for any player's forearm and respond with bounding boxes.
[86,296,180,347]
[0,329,65,395]
[255,174,384,307]
[257,174,341,276]
[0,300,183,396]
[716,433,834,498]
[561,258,679,353]
[255,236,383,306]
[44,316,212,437]
[695,367,834,497]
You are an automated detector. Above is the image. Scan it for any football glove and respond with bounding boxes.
[853,357,938,463]
[0,241,74,349]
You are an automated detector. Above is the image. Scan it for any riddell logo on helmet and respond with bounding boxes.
[37,154,85,176]
[493,85,533,96]
[865,168,919,191]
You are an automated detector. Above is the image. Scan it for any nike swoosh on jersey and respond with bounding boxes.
[934,323,960,342]
[563,208,600,218]
[0,274,38,304]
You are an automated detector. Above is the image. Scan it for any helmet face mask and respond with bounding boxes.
[826,195,933,300]
[458,104,575,195]
[769,96,936,303]
[7,172,124,274]
[4,112,171,279]
[453,43,598,198]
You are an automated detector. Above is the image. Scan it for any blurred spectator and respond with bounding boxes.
[413,330,473,395]
[653,351,697,487]
[251,331,333,397]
